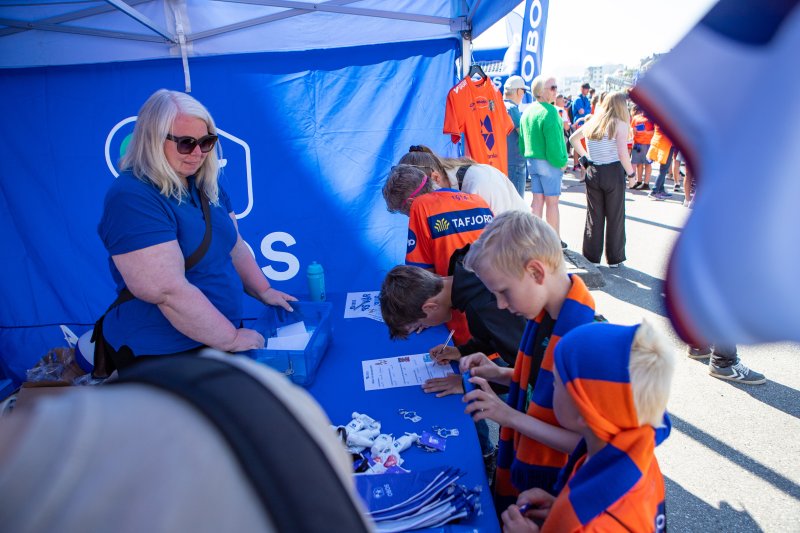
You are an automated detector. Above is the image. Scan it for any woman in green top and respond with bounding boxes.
[520,74,569,249]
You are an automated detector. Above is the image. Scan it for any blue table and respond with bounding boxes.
[307,292,500,532]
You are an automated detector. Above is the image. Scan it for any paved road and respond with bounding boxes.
[527,172,800,532]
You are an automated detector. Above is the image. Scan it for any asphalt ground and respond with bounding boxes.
[525,170,800,532]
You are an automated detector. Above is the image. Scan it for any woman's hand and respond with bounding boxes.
[260,287,298,312]
[429,344,460,364]
[422,373,463,397]
[224,327,265,352]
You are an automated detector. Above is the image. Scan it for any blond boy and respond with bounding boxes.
[501,321,676,532]
[459,211,598,510]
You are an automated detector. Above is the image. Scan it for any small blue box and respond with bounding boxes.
[244,301,332,387]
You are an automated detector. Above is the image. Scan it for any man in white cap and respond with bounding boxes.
[503,75,529,198]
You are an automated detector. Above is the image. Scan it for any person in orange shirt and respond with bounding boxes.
[646,124,675,200]
[629,105,655,190]
[500,321,676,533]
[382,163,493,346]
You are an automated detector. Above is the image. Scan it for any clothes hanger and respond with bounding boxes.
[467,63,487,81]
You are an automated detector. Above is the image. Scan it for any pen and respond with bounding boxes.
[435,329,456,357]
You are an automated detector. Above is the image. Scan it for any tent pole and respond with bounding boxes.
[169,1,192,93]
[461,31,471,79]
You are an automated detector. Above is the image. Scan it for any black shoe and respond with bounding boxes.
[641,183,651,191]
[630,181,643,190]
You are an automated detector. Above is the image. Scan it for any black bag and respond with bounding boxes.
[91,189,213,378]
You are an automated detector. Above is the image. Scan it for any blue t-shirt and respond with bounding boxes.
[97,171,243,355]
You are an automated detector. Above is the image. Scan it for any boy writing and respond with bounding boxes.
[500,321,675,532]
[380,245,526,372]
[458,211,598,511]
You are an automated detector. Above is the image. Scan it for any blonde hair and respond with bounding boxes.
[530,74,555,101]
[628,320,677,427]
[584,91,630,141]
[463,211,564,278]
[120,89,221,204]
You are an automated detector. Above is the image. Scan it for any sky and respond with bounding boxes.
[475,0,718,78]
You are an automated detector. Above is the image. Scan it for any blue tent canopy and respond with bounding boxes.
[0,0,518,385]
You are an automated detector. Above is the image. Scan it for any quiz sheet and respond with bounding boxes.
[362,353,454,391]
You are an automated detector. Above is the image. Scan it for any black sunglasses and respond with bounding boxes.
[166,133,219,154]
[550,85,558,90]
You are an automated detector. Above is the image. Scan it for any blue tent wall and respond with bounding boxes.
[0,38,459,383]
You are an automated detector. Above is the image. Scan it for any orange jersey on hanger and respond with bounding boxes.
[444,76,514,175]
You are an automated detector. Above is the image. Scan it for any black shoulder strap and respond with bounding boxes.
[115,356,370,533]
[456,164,472,190]
[104,188,213,314]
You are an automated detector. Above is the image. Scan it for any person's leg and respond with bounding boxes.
[709,345,766,385]
[604,165,627,265]
[650,147,675,195]
[683,166,692,206]
[582,169,604,263]
[544,195,560,237]
[508,160,526,198]
[643,162,653,187]
[539,161,563,238]
[528,159,545,217]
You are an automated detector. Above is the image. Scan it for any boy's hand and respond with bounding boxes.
[460,353,503,383]
[429,344,460,364]
[516,489,555,521]
[463,377,515,425]
[501,505,540,533]
[501,489,554,532]
[422,374,463,397]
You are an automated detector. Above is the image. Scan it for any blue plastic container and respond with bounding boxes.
[244,301,332,387]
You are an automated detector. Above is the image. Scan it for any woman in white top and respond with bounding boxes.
[569,92,635,267]
[398,145,529,215]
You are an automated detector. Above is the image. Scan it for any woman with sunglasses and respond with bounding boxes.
[519,74,569,249]
[96,89,296,370]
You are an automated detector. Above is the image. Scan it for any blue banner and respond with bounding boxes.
[518,0,550,86]
[0,40,457,382]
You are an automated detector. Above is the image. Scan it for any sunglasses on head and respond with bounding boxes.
[550,85,558,90]
[166,133,219,154]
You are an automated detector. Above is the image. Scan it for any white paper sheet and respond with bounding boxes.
[362,353,454,391]
[267,332,311,350]
[345,291,384,322]
[277,321,307,337]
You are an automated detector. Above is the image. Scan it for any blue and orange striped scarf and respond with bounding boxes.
[494,274,595,508]
[544,322,671,532]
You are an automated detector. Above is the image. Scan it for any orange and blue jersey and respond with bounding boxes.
[631,115,655,145]
[494,275,595,508]
[543,322,671,532]
[406,189,493,344]
[444,76,514,175]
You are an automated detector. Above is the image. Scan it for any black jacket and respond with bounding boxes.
[448,245,526,367]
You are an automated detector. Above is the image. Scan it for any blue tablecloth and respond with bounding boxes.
[307,292,500,533]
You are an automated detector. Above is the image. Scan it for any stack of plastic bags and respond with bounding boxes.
[355,467,481,532]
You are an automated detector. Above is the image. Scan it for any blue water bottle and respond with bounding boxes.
[307,261,326,301]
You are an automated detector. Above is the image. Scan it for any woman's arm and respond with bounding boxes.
[113,240,264,352]
[569,124,588,158]
[229,214,297,312]
[615,119,635,175]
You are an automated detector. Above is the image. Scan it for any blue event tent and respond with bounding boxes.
[0,1,518,386]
